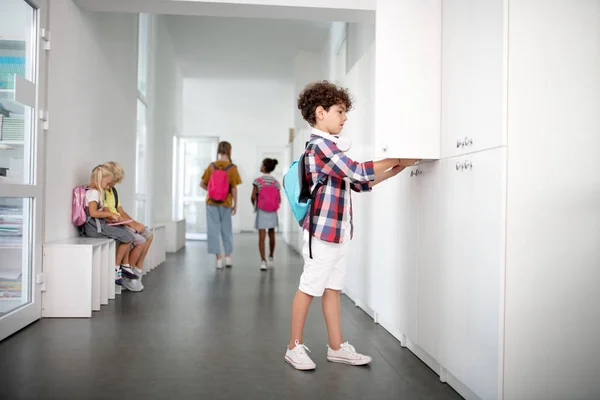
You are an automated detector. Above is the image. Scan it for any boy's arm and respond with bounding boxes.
[251,185,257,205]
[88,202,118,220]
[315,142,376,184]
[200,180,208,190]
[369,164,406,188]
[117,206,145,232]
[350,159,419,191]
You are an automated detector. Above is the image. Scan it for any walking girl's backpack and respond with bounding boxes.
[208,163,235,202]
[256,178,280,212]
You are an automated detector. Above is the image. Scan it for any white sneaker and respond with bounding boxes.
[260,261,268,271]
[133,267,143,276]
[216,259,224,269]
[122,277,144,292]
[285,340,316,371]
[225,256,232,268]
[267,256,274,267]
[327,342,372,366]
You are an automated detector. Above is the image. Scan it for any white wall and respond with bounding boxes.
[170,16,329,234]
[182,78,293,233]
[45,1,138,242]
[149,15,183,225]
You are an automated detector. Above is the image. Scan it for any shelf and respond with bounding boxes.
[0,141,24,146]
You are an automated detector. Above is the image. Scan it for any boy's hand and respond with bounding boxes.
[387,164,405,178]
[232,206,237,216]
[397,158,420,167]
[134,222,145,232]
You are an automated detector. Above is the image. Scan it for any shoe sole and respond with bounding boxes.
[285,356,316,371]
[327,356,372,366]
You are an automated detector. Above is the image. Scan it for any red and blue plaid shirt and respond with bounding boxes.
[301,129,375,243]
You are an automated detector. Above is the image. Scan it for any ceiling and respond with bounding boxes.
[164,15,331,79]
[75,0,376,24]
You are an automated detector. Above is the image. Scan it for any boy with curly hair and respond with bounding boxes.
[285,81,418,370]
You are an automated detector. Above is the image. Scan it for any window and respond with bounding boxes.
[137,14,149,97]
[135,14,150,221]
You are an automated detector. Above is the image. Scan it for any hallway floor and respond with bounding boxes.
[0,235,461,400]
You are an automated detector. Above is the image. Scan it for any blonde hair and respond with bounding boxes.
[90,165,114,206]
[103,161,125,184]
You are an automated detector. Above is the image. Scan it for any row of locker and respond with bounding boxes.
[371,146,506,400]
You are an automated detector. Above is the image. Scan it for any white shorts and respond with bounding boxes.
[298,230,349,297]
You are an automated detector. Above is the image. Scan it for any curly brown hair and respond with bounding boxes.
[297,81,353,126]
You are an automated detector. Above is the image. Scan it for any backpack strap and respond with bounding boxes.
[223,163,235,171]
[112,187,119,208]
[303,139,328,259]
[211,162,219,170]
[308,176,327,259]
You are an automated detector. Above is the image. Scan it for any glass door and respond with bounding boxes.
[0,0,47,341]
[177,137,219,240]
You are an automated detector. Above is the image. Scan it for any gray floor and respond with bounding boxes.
[0,235,461,400]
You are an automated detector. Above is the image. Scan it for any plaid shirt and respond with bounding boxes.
[301,130,375,243]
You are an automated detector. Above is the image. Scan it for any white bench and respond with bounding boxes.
[42,237,116,318]
[156,219,186,253]
[143,224,166,275]
[42,228,168,318]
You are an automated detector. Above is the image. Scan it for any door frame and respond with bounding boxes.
[0,0,48,341]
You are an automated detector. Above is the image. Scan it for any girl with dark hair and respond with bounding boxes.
[251,158,281,270]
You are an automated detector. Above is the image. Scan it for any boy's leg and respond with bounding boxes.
[289,232,333,349]
[258,229,266,261]
[128,243,144,267]
[268,228,276,258]
[321,240,349,350]
[136,233,154,269]
[206,205,222,257]
[127,230,147,267]
[289,290,314,349]
[322,289,343,349]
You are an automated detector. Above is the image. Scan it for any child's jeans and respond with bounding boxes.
[206,204,233,254]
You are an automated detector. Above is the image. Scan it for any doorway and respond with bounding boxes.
[176,136,219,241]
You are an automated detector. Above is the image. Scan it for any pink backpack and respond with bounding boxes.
[256,178,280,212]
[72,185,88,226]
[208,163,235,203]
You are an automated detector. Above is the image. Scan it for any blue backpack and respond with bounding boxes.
[283,143,327,258]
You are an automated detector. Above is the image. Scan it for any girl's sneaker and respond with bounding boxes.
[285,340,316,371]
[260,261,268,271]
[115,269,123,286]
[133,266,143,276]
[268,256,274,267]
[327,342,372,366]
[225,256,232,268]
[120,265,139,280]
[216,259,224,269]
